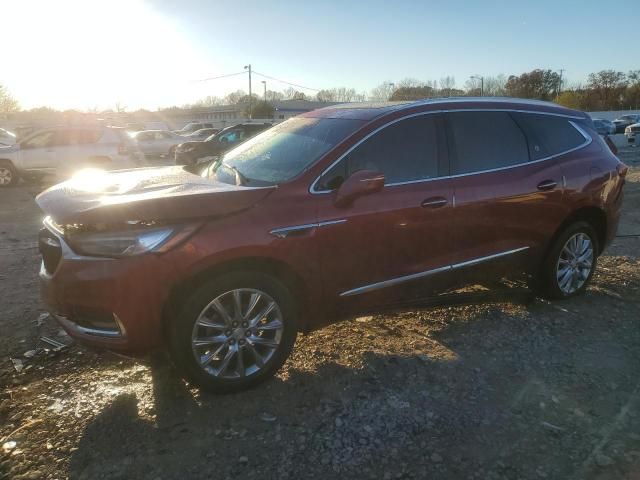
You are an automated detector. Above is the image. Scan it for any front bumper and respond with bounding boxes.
[39,227,171,353]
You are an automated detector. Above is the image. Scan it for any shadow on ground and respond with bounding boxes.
[66,284,640,480]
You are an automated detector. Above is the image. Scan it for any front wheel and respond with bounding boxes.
[168,271,298,393]
[533,221,598,299]
[0,161,18,187]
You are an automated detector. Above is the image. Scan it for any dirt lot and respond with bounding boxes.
[1,147,639,480]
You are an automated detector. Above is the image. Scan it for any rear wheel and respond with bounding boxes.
[533,221,598,299]
[168,271,298,393]
[0,161,18,187]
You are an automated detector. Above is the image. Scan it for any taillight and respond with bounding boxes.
[604,136,618,156]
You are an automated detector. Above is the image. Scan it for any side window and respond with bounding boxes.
[317,115,440,190]
[219,130,243,144]
[513,113,587,160]
[446,112,529,175]
[22,131,56,149]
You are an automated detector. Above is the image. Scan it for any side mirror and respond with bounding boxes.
[334,170,384,208]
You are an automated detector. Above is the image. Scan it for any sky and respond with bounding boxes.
[1,0,638,111]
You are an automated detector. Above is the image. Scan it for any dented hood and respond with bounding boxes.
[36,166,275,224]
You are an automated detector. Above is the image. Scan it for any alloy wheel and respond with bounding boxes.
[556,233,594,295]
[0,167,13,185]
[191,288,284,379]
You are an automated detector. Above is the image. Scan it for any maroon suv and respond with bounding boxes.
[37,98,627,392]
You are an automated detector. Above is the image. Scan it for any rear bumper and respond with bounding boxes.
[39,231,170,353]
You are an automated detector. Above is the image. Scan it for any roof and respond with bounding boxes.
[272,100,342,112]
[302,97,587,121]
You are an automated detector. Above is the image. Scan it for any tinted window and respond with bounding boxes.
[317,115,440,190]
[446,112,529,175]
[513,113,586,160]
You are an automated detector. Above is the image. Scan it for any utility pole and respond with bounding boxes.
[244,64,252,119]
[261,80,267,101]
[471,75,484,96]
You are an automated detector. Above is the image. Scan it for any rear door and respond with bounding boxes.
[51,129,104,176]
[314,113,454,313]
[445,110,566,280]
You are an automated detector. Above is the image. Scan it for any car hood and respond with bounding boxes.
[36,165,275,225]
[0,144,18,153]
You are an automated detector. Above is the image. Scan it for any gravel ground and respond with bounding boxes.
[1,147,639,480]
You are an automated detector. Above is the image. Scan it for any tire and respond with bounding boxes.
[533,221,599,300]
[0,161,18,187]
[168,271,298,393]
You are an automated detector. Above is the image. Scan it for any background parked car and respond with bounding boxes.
[592,118,616,135]
[613,114,640,133]
[174,123,271,166]
[183,128,220,141]
[625,122,640,145]
[0,127,17,146]
[0,126,142,187]
[173,122,215,135]
[131,130,188,157]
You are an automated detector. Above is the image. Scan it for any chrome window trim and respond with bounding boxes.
[339,246,530,297]
[310,109,591,194]
[270,219,347,238]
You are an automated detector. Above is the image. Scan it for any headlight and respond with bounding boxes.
[626,127,632,133]
[66,224,199,258]
[180,145,196,153]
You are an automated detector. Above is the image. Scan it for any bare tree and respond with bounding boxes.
[266,90,284,102]
[193,95,224,107]
[283,87,302,100]
[439,76,456,96]
[369,81,395,101]
[0,84,19,114]
[483,75,507,96]
[114,101,126,113]
[224,90,247,105]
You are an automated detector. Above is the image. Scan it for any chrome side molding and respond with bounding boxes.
[270,219,347,239]
[340,246,530,297]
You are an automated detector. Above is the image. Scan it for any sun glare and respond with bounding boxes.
[0,0,215,110]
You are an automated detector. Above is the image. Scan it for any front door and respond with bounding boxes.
[313,113,454,314]
[18,130,57,173]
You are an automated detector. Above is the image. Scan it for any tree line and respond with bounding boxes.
[177,68,640,113]
[2,68,640,116]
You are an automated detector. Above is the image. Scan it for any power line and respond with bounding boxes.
[193,68,321,93]
[193,71,246,82]
[252,71,320,92]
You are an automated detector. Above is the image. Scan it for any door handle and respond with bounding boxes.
[537,180,557,191]
[421,197,448,208]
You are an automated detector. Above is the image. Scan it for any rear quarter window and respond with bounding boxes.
[513,113,588,160]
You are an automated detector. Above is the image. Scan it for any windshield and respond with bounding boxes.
[204,117,364,186]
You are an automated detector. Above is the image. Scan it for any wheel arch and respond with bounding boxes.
[162,256,310,341]
[548,206,607,256]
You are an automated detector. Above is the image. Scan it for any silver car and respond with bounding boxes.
[0,126,141,187]
[592,118,616,136]
[130,130,188,157]
[625,123,640,145]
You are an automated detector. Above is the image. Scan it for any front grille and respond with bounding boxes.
[39,228,62,274]
[631,126,640,133]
